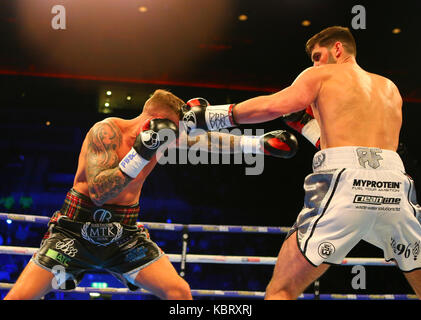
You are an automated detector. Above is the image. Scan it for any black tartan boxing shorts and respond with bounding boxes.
[287,146,421,271]
[31,188,164,290]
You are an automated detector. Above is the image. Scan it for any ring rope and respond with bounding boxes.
[0,282,416,300]
[0,245,396,266]
[0,213,406,299]
[0,212,289,234]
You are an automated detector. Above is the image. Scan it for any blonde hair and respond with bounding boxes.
[144,89,185,119]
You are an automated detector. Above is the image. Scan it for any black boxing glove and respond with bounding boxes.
[181,97,237,133]
[119,118,178,178]
[241,130,298,159]
[282,105,320,149]
[180,97,209,132]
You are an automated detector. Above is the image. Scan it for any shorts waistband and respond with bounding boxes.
[58,188,139,226]
[312,146,405,172]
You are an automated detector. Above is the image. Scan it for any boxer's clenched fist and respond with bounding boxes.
[119,118,178,178]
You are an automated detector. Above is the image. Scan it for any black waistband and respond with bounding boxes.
[58,188,140,225]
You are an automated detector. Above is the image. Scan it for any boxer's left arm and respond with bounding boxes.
[177,130,240,154]
[233,67,322,124]
[177,130,298,158]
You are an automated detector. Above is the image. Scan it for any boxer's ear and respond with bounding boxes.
[333,41,343,58]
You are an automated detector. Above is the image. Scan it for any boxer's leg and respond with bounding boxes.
[265,231,329,300]
[119,227,192,300]
[4,260,54,300]
[404,270,421,299]
[132,255,192,300]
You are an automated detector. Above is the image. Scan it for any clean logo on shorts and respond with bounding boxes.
[318,242,335,259]
[353,194,401,205]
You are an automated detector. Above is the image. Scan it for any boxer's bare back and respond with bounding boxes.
[309,44,402,151]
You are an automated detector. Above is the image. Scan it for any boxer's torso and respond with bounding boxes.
[311,63,402,151]
[72,116,158,206]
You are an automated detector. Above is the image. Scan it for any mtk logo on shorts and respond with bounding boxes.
[81,222,123,246]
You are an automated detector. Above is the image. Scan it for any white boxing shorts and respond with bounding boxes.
[287,146,421,272]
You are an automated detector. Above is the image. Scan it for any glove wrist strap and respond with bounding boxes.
[119,147,149,178]
[301,119,321,146]
[240,135,263,154]
[205,104,237,130]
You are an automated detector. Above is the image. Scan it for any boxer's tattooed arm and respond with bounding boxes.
[86,120,132,206]
[183,131,241,154]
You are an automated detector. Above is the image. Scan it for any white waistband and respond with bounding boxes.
[312,146,405,172]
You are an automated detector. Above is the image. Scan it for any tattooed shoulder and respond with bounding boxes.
[88,119,122,153]
[86,119,123,171]
[85,119,132,205]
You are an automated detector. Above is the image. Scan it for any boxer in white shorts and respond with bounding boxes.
[289,146,421,270]
[184,26,421,299]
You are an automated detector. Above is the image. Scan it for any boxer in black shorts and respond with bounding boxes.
[5,89,297,300]
[32,188,163,291]
[5,89,192,300]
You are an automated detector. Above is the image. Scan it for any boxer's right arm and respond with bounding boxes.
[86,120,132,206]
[86,118,178,206]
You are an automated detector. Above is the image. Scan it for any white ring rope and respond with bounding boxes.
[0,245,396,266]
[1,212,412,300]
[0,212,290,234]
[0,282,265,298]
[0,282,416,300]
[0,213,397,266]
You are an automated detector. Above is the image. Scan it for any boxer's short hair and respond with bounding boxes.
[144,89,185,119]
[306,26,357,58]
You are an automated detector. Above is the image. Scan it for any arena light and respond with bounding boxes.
[6,219,12,224]
[45,121,51,126]
[104,102,110,107]
[126,95,132,101]
[91,282,108,289]
[138,6,148,13]
[392,28,401,34]
[106,90,112,96]
[301,20,311,27]
[238,14,248,21]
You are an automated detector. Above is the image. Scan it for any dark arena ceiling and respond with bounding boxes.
[0,0,420,98]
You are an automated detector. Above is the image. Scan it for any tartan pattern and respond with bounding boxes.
[57,189,139,225]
